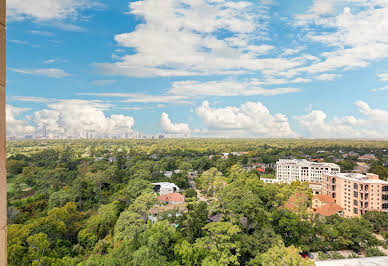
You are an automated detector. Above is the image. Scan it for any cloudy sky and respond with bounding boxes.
[5,0,388,138]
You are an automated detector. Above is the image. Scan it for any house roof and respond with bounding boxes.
[158,193,185,203]
[314,194,335,204]
[315,203,343,216]
[257,167,265,173]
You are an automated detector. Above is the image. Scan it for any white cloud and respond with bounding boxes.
[78,92,190,104]
[168,79,302,97]
[160,113,191,135]
[43,59,56,64]
[30,100,135,138]
[12,96,52,103]
[7,0,102,21]
[9,68,70,78]
[295,100,388,138]
[292,1,388,76]
[196,101,296,138]
[371,85,388,92]
[95,0,302,77]
[6,105,35,137]
[6,100,135,138]
[377,72,388,81]
[315,73,342,81]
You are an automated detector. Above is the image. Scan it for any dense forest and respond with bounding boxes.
[6,139,388,265]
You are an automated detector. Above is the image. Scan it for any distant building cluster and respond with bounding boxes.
[6,128,192,140]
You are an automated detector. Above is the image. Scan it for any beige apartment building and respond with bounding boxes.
[322,173,388,217]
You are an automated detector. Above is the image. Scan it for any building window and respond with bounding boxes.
[354,208,358,214]
[383,194,388,201]
[360,193,363,199]
[383,186,388,192]
[354,183,358,189]
[383,203,388,210]
[354,200,358,206]
[360,184,363,190]
[354,191,358,198]
[365,202,369,208]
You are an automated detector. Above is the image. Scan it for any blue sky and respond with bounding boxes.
[5,0,388,138]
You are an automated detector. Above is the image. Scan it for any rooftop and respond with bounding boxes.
[316,256,388,266]
[314,194,335,204]
[326,173,388,184]
[315,203,343,216]
[158,193,185,203]
[277,159,339,168]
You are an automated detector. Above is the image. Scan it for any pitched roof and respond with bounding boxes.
[158,193,185,203]
[314,194,335,204]
[315,203,343,216]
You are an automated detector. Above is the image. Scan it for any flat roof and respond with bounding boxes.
[326,173,388,184]
[316,256,388,266]
[277,159,339,168]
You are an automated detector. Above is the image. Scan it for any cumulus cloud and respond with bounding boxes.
[95,0,302,77]
[295,101,388,138]
[9,68,70,78]
[7,100,135,138]
[7,0,102,21]
[196,101,296,138]
[160,113,191,135]
[6,105,35,137]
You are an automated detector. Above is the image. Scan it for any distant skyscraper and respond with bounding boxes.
[41,124,47,138]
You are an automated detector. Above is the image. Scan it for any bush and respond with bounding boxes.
[330,252,345,260]
[318,251,330,260]
[184,188,197,198]
[365,247,385,257]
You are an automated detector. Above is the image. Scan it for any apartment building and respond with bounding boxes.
[274,159,340,183]
[322,173,388,217]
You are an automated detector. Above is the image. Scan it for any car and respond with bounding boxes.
[306,252,314,259]
[354,249,362,255]
[300,252,314,259]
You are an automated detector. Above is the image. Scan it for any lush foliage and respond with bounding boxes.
[6,139,388,265]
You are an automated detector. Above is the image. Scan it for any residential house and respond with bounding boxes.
[152,182,180,195]
[158,193,185,205]
[359,154,378,161]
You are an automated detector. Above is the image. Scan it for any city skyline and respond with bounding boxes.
[6,0,388,139]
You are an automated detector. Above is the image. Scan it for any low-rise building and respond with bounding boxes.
[158,193,185,205]
[315,203,344,217]
[322,173,388,217]
[312,194,335,210]
[309,182,322,195]
[148,203,187,224]
[359,154,378,161]
[153,182,180,195]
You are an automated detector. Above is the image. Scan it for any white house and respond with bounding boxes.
[152,182,180,195]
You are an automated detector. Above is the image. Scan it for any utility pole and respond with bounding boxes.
[0,0,6,264]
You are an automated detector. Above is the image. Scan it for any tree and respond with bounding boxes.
[195,222,241,265]
[114,210,145,243]
[27,233,51,265]
[250,241,314,266]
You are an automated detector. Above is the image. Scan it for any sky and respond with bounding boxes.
[5,0,388,139]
